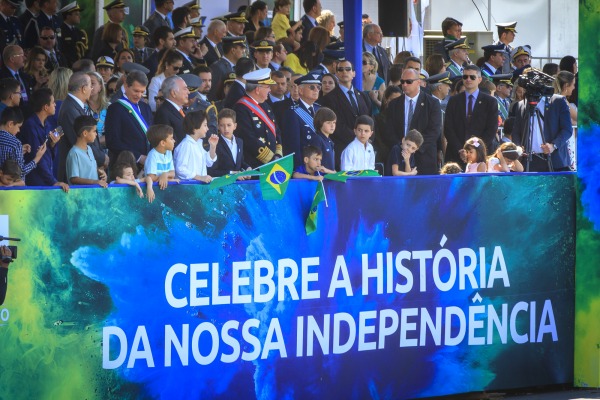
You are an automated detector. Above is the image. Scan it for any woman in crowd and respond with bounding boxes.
[284,26,330,74]
[362,52,386,116]
[113,48,135,78]
[92,22,123,61]
[425,54,446,77]
[553,70,577,170]
[47,67,73,128]
[320,73,337,97]
[148,49,184,112]
[317,10,337,42]
[87,71,110,150]
[24,46,49,90]
[245,1,268,33]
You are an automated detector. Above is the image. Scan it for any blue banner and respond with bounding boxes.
[0,174,575,399]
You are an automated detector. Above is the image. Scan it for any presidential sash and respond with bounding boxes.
[293,105,315,132]
[117,99,149,134]
[237,97,277,137]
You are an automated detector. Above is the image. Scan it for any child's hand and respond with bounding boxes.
[401,149,411,160]
[199,176,212,183]
[147,186,155,203]
[135,184,144,198]
[315,175,324,182]
[97,179,108,188]
[22,144,31,154]
[158,173,169,189]
[98,169,107,181]
[409,167,418,176]
[208,134,219,147]
[34,142,47,162]
[54,182,69,193]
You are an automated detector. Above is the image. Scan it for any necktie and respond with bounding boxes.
[406,99,414,135]
[50,52,58,67]
[14,73,27,101]
[179,108,185,117]
[348,90,359,115]
[308,105,314,117]
[467,94,474,120]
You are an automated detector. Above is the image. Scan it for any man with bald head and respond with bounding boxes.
[201,19,226,66]
[155,75,190,144]
[383,68,442,175]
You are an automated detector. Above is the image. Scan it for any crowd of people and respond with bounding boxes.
[0,0,578,194]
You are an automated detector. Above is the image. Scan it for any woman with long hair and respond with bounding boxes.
[47,67,73,128]
[284,26,330,74]
[317,10,337,42]
[92,22,123,61]
[24,46,49,90]
[87,71,110,149]
[113,48,135,77]
[553,70,577,170]
[148,49,184,112]
[362,51,386,116]
[245,1,268,33]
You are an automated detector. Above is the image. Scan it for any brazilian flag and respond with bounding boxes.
[324,170,380,183]
[208,170,263,189]
[305,182,325,235]
[258,154,294,200]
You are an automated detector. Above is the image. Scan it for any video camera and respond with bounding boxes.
[0,236,19,264]
[517,68,555,102]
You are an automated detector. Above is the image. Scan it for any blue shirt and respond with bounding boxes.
[66,145,98,184]
[0,130,36,179]
[22,114,58,186]
[389,144,416,171]
[305,131,335,171]
[144,148,174,176]
[294,165,318,176]
[465,89,480,117]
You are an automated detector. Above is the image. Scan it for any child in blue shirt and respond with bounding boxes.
[305,107,336,173]
[389,129,423,176]
[293,145,325,181]
[144,124,179,203]
[66,115,107,187]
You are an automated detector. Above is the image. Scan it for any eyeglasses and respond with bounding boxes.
[337,67,353,72]
[155,96,165,101]
[40,36,56,40]
[12,91,21,96]
[462,74,478,80]
[171,66,181,71]
[400,79,418,85]
[362,60,368,65]
[307,84,321,91]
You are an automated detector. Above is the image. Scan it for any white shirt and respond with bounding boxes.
[148,73,166,112]
[174,135,217,179]
[340,138,375,171]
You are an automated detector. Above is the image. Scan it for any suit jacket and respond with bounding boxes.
[17,10,35,36]
[59,22,87,67]
[209,56,235,101]
[384,91,442,175]
[512,95,573,169]
[44,49,68,72]
[133,47,153,64]
[208,135,249,176]
[143,49,161,79]
[0,65,34,116]
[300,15,316,44]
[363,42,391,84]
[280,100,320,167]
[200,36,222,66]
[143,12,171,46]
[154,100,186,145]
[444,90,499,165]
[321,85,372,168]
[223,80,245,109]
[56,95,105,182]
[105,98,153,163]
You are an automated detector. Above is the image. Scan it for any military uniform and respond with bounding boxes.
[0,13,23,53]
[59,23,87,67]
[174,27,206,74]
[444,38,470,79]
[495,22,517,74]
[23,12,62,50]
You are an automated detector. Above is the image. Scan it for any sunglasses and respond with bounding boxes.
[462,74,478,80]
[362,60,368,65]
[337,67,353,72]
[40,36,56,40]
[172,66,181,71]
[307,84,321,91]
[400,79,418,85]
[155,96,165,101]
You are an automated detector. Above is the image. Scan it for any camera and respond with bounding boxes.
[1,245,16,264]
[517,68,555,102]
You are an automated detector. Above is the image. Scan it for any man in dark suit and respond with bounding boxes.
[57,72,106,182]
[222,56,254,109]
[363,24,391,84]
[232,68,282,168]
[173,26,205,74]
[58,2,87,68]
[0,0,24,55]
[280,73,321,167]
[512,93,573,172]
[383,68,442,175]
[105,70,153,168]
[143,26,174,79]
[154,75,189,145]
[18,0,39,34]
[144,0,173,46]
[0,45,34,115]
[321,59,372,169]
[209,35,246,101]
[37,26,68,72]
[23,0,61,50]
[444,65,499,166]
[200,19,226,66]
[300,0,321,44]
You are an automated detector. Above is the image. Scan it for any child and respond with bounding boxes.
[389,129,423,176]
[174,110,219,183]
[112,150,141,179]
[463,137,487,173]
[144,124,179,203]
[502,116,515,142]
[0,159,24,186]
[440,162,463,175]
[113,162,144,197]
[487,142,524,172]
[340,115,376,171]
[66,115,108,187]
[293,145,325,181]
[0,106,46,181]
[306,107,336,173]
[208,109,251,178]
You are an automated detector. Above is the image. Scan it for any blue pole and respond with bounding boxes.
[343,0,362,90]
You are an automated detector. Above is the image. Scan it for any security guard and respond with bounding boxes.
[232,68,283,168]
[58,1,87,68]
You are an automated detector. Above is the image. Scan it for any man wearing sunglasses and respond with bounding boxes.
[444,65,498,166]
[383,68,442,175]
[321,59,372,169]
[23,0,61,50]
[38,26,67,72]
[280,73,322,167]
